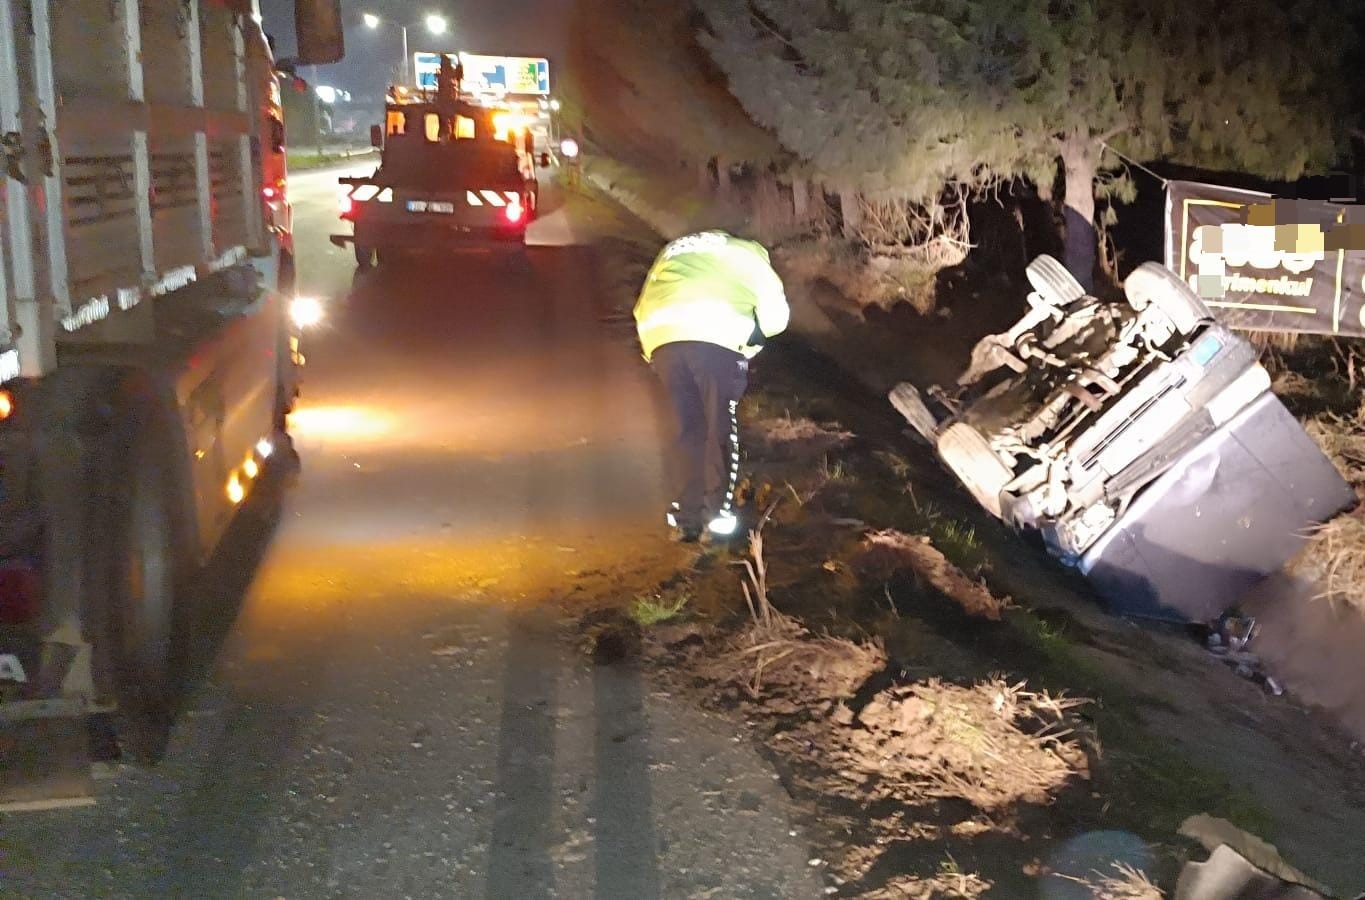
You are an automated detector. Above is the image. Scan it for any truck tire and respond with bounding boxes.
[92,373,196,764]
[1026,254,1087,307]
[355,244,375,268]
[936,422,1013,519]
[1124,262,1212,335]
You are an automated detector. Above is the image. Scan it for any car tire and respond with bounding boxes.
[936,422,1014,519]
[1026,254,1087,307]
[354,244,375,268]
[1124,262,1212,335]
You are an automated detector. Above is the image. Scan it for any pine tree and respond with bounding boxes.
[565,0,778,179]
[697,0,1355,287]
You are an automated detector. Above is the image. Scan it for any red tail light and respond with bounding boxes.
[505,202,524,224]
[338,193,354,217]
[262,186,277,200]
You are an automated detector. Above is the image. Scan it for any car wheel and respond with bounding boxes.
[354,244,375,268]
[1026,254,1087,307]
[936,422,1014,519]
[1124,262,1212,335]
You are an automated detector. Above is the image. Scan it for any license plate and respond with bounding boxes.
[407,200,454,214]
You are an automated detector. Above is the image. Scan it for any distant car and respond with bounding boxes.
[331,99,543,267]
[890,256,1354,621]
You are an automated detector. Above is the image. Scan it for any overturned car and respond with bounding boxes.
[890,256,1356,622]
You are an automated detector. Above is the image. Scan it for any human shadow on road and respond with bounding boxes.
[591,657,662,899]
[486,610,561,899]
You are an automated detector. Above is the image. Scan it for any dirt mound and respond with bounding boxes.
[837,677,1090,810]
[749,414,855,460]
[859,530,1008,620]
[709,607,887,701]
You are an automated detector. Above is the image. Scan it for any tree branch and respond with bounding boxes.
[1096,124,1130,144]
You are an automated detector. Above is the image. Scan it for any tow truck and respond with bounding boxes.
[330,56,547,268]
[0,0,343,808]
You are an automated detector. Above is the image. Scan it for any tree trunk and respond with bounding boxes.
[791,176,810,221]
[754,170,780,240]
[1060,135,1098,294]
[839,189,862,239]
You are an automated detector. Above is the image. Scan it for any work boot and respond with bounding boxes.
[673,524,703,544]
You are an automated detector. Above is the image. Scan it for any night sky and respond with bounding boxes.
[260,0,573,98]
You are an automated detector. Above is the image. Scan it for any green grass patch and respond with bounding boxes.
[631,592,691,627]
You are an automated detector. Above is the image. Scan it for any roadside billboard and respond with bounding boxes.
[1164,180,1365,336]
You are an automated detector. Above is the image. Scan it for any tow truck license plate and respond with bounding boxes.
[408,200,455,214]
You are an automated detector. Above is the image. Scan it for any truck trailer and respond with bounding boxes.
[0,0,342,805]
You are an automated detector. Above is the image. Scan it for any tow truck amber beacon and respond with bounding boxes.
[0,0,343,785]
[330,54,549,268]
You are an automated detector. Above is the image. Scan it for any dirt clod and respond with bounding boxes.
[839,677,1089,810]
[860,530,1008,620]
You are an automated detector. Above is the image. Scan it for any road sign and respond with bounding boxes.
[412,51,444,90]
[458,53,549,96]
[412,52,550,95]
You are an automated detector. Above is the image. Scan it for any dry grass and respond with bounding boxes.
[862,870,992,899]
[777,239,943,316]
[751,414,855,453]
[1295,400,1365,612]
[840,677,1090,809]
[1294,512,1365,613]
[859,530,1007,620]
[721,523,887,700]
[1303,403,1365,491]
[1058,862,1163,899]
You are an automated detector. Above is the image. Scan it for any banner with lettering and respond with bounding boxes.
[1164,180,1365,336]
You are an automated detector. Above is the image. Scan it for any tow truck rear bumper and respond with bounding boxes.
[331,225,525,253]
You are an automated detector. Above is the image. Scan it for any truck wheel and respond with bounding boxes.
[1026,254,1087,307]
[355,244,375,268]
[936,422,1014,520]
[1124,262,1212,335]
[95,375,195,764]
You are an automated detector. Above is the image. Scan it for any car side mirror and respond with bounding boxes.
[370,124,383,148]
[539,152,551,168]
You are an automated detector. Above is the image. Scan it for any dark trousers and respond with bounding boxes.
[651,341,748,530]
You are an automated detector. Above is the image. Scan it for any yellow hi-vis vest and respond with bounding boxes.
[633,231,790,363]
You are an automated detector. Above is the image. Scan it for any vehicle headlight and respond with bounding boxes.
[290,296,324,329]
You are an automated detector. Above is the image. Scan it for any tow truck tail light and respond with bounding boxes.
[505,202,524,224]
[338,193,353,217]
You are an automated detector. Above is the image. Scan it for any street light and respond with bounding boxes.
[362,13,450,86]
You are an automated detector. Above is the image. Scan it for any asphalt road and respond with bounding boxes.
[0,167,826,898]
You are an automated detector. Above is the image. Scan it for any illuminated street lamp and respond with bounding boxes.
[362,12,450,85]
